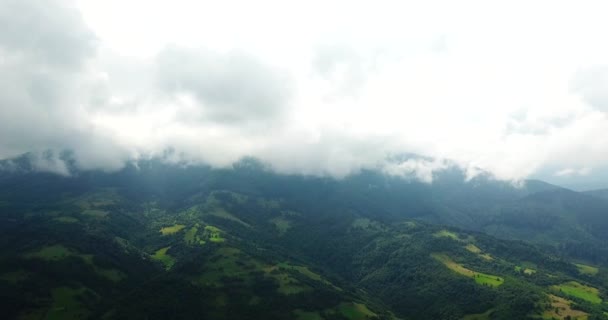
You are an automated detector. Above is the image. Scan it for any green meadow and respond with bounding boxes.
[160,224,186,235]
[575,263,599,276]
[463,308,494,320]
[45,287,90,320]
[553,281,602,304]
[24,245,125,282]
[53,216,79,223]
[294,309,324,320]
[204,225,225,243]
[335,302,377,320]
[151,247,176,270]
[432,253,504,287]
[270,217,291,235]
[24,245,72,261]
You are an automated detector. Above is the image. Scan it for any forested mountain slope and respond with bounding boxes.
[1,158,608,319]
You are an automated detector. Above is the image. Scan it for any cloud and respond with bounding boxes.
[2,0,608,189]
[156,47,292,125]
[571,66,608,113]
[382,158,449,183]
[0,0,129,172]
[555,167,592,177]
[0,0,95,68]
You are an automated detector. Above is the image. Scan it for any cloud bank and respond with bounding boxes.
[2,0,608,187]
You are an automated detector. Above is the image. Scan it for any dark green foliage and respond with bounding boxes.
[1,159,608,319]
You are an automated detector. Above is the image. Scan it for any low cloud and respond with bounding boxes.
[156,47,292,125]
[2,0,608,189]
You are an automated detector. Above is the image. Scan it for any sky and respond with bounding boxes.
[1,0,608,190]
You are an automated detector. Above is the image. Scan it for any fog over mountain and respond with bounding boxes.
[2,0,608,189]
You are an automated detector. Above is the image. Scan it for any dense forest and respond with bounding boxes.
[2,158,608,319]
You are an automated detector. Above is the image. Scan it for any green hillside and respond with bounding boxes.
[1,160,608,319]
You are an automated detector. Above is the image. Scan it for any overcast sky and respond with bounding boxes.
[1,0,608,189]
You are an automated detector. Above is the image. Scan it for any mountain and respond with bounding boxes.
[1,159,608,319]
[586,189,608,201]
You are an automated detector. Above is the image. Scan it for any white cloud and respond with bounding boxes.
[555,167,592,177]
[2,0,608,187]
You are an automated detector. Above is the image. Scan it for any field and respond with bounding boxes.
[541,294,588,320]
[24,245,72,261]
[553,281,602,304]
[184,226,206,245]
[434,230,460,240]
[81,209,109,218]
[294,309,324,320]
[336,302,377,320]
[194,247,310,294]
[151,246,176,270]
[24,245,125,282]
[53,216,79,223]
[160,224,186,235]
[465,244,493,261]
[465,244,482,253]
[515,266,537,275]
[18,287,90,320]
[432,253,504,287]
[203,193,251,227]
[206,208,251,227]
[0,270,29,284]
[463,308,494,320]
[204,225,225,242]
[575,263,599,276]
[274,262,341,291]
[270,217,292,235]
[45,287,90,320]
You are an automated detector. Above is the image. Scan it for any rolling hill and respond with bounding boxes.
[1,158,608,319]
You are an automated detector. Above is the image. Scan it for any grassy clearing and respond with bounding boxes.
[45,287,90,320]
[465,244,482,253]
[552,281,602,304]
[24,245,125,282]
[474,274,503,287]
[81,209,109,218]
[194,248,312,295]
[207,208,250,227]
[351,218,385,231]
[257,198,281,209]
[434,230,460,240]
[204,225,225,243]
[270,217,291,235]
[515,266,537,275]
[195,247,244,286]
[274,272,309,295]
[294,309,323,320]
[184,226,206,245]
[160,224,186,235]
[0,270,29,284]
[479,253,493,261]
[203,192,251,227]
[274,262,341,291]
[465,244,494,261]
[432,253,504,287]
[92,265,125,282]
[335,302,377,320]
[541,294,588,320]
[575,263,599,276]
[53,216,79,223]
[25,245,72,261]
[151,247,176,270]
[463,308,494,320]
[434,230,472,242]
